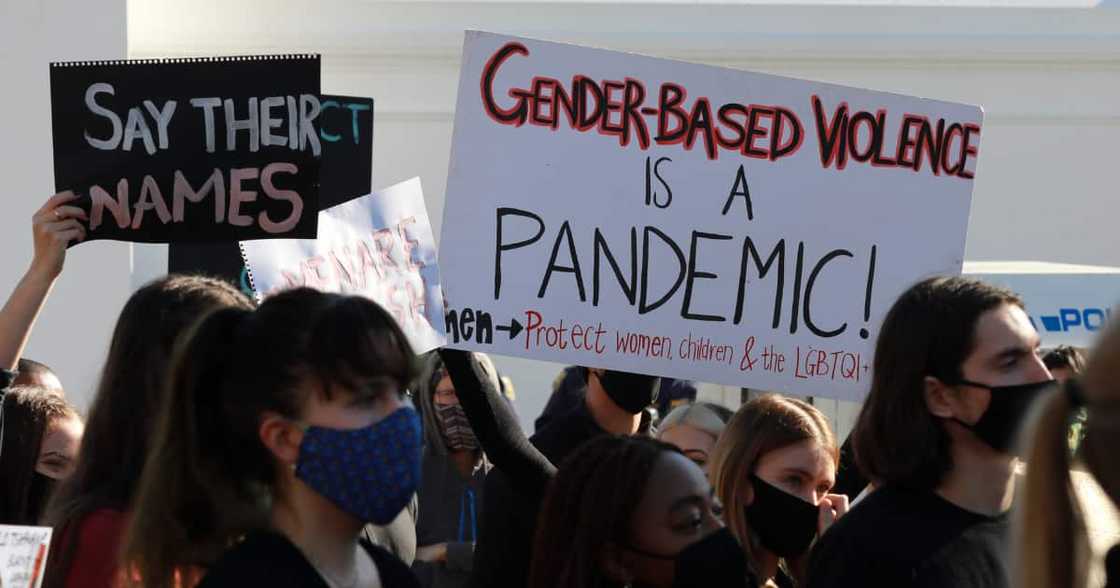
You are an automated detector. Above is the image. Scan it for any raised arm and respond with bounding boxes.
[0,192,86,372]
[438,348,556,498]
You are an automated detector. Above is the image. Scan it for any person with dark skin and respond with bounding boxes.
[808,277,1055,588]
[468,366,659,588]
[438,351,752,588]
[530,436,735,588]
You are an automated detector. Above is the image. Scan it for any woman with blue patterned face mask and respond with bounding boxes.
[121,288,423,588]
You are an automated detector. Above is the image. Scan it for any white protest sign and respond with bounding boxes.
[241,177,447,353]
[0,525,52,588]
[439,32,982,401]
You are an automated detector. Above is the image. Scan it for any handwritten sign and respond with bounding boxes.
[439,32,981,401]
[242,178,447,352]
[167,95,375,294]
[0,525,52,588]
[50,55,321,243]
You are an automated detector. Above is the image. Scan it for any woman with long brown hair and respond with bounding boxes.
[1016,321,1120,588]
[41,274,252,588]
[709,395,848,587]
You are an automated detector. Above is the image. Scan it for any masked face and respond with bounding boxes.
[596,370,661,414]
[623,528,750,588]
[435,402,479,451]
[295,406,423,525]
[432,374,479,451]
[950,379,1058,454]
[744,474,820,558]
[941,303,1055,455]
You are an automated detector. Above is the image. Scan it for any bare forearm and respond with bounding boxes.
[0,267,57,371]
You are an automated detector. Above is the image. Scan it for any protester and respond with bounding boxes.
[470,366,661,587]
[535,366,693,432]
[530,435,746,588]
[13,359,64,396]
[0,191,84,525]
[808,276,1055,588]
[121,289,421,588]
[0,192,85,380]
[1017,322,1120,588]
[0,386,82,525]
[436,351,752,586]
[709,395,847,587]
[43,274,252,588]
[411,351,496,588]
[657,402,732,475]
[1043,345,1086,383]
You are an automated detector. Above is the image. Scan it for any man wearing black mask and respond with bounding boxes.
[470,368,660,588]
[808,277,1056,588]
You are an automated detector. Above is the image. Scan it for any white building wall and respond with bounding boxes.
[0,0,129,413]
[21,0,1116,434]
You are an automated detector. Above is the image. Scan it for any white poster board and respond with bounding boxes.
[966,261,1120,348]
[440,32,981,401]
[0,525,52,588]
[242,178,447,353]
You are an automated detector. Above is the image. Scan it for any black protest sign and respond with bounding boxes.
[167,95,374,288]
[318,96,375,209]
[50,55,321,243]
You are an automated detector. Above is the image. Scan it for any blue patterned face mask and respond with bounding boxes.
[295,406,423,525]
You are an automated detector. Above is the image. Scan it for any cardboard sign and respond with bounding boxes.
[439,32,982,401]
[0,525,52,588]
[242,178,447,352]
[50,55,321,243]
[167,95,375,292]
[965,261,1120,348]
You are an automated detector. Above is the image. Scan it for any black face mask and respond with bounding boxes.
[25,472,58,524]
[596,370,661,415]
[744,474,819,559]
[624,527,750,588]
[949,379,1058,455]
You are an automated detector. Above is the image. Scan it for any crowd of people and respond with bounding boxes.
[0,192,1117,588]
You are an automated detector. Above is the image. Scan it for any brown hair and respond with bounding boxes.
[853,276,1022,490]
[0,386,79,525]
[1016,322,1120,588]
[530,435,682,588]
[122,288,416,588]
[709,394,837,580]
[43,275,251,588]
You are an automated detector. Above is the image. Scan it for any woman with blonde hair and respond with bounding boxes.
[710,395,848,587]
[657,402,732,475]
[1017,321,1120,588]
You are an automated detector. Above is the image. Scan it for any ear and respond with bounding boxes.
[259,412,304,466]
[923,376,958,419]
[741,477,755,508]
[600,542,633,585]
